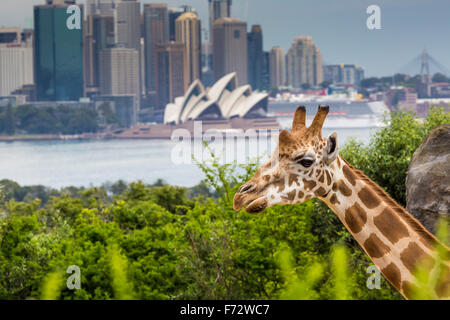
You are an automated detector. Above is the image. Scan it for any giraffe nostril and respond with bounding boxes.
[239,183,255,194]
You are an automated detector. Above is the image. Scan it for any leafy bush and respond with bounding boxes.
[0,107,448,300]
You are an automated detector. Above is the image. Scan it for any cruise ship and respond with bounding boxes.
[268,94,389,129]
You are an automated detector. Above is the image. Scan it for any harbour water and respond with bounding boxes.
[0,125,377,188]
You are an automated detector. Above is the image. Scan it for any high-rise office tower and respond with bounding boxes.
[99,47,140,107]
[176,12,202,90]
[269,46,285,88]
[0,42,34,96]
[247,25,264,90]
[212,18,248,84]
[208,0,232,39]
[114,0,140,51]
[286,36,323,88]
[34,1,84,101]
[155,42,185,107]
[168,6,195,41]
[143,4,169,98]
[262,51,270,90]
[86,0,116,16]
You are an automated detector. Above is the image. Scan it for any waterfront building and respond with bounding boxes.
[164,72,268,124]
[269,46,285,88]
[84,14,115,90]
[286,36,323,88]
[86,0,116,16]
[143,4,169,99]
[155,42,186,108]
[175,12,202,90]
[247,25,264,90]
[34,1,84,101]
[114,0,141,51]
[168,6,195,41]
[99,47,140,110]
[212,18,248,84]
[208,0,232,40]
[323,64,365,86]
[0,43,34,97]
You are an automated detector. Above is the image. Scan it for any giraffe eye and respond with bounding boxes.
[298,158,315,168]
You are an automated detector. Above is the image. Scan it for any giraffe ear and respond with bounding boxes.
[324,131,338,165]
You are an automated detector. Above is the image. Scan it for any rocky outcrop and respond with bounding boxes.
[406,124,450,233]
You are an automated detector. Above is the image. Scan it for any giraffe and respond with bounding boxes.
[233,105,450,299]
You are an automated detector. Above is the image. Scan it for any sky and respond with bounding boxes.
[1,0,449,77]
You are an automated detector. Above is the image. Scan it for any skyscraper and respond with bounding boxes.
[262,51,270,91]
[212,18,248,84]
[86,0,116,16]
[99,47,140,108]
[208,0,232,38]
[168,6,195,41]
[34,1,84,101]
[143,4,169,98]
[0,43,34,96]
[155,42,186,107]
[269,46,285,88]
[114,0,140,51]
[247,25,264,90]
[176,12,202,90]
[286,36,323,88]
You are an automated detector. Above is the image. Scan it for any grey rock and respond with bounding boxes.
[406,124,450,233]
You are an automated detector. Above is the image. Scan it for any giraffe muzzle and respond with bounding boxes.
[233,191,268,214]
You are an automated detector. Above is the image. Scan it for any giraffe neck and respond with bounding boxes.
[320,155,449,299]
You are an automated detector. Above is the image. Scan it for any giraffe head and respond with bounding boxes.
[234,105,339,213]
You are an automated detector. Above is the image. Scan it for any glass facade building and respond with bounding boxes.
[34,5,84,101]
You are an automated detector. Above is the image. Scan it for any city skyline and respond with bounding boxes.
[1,0,449,78]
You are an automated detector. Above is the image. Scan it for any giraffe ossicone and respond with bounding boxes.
[233,105,450,300]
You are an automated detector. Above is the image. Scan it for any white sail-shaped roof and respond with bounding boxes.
[163,73,268,124]
[228,92,268,118]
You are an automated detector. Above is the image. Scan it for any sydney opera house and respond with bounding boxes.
[164,73,269,124]
[113,73,280,139]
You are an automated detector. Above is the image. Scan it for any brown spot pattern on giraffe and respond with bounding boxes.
[284,189,297,202]
[337,179,352,196]
[381,263,402,290]
[342,165,357,186]
[273,179,285,193]
[303,179,316,190]
[373,208,409,244]
[400,242,434,275]
[329,193,340,205]
[401,280,420,298]
[288,174,299,186]
[318,173,325,183]
[358,187,381,209]
[315,187,326,197]
[435,264,450,298]
[344,202,367,234]
[332,182,337,191]
[363,233,391,258]
[325,170,332,185]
